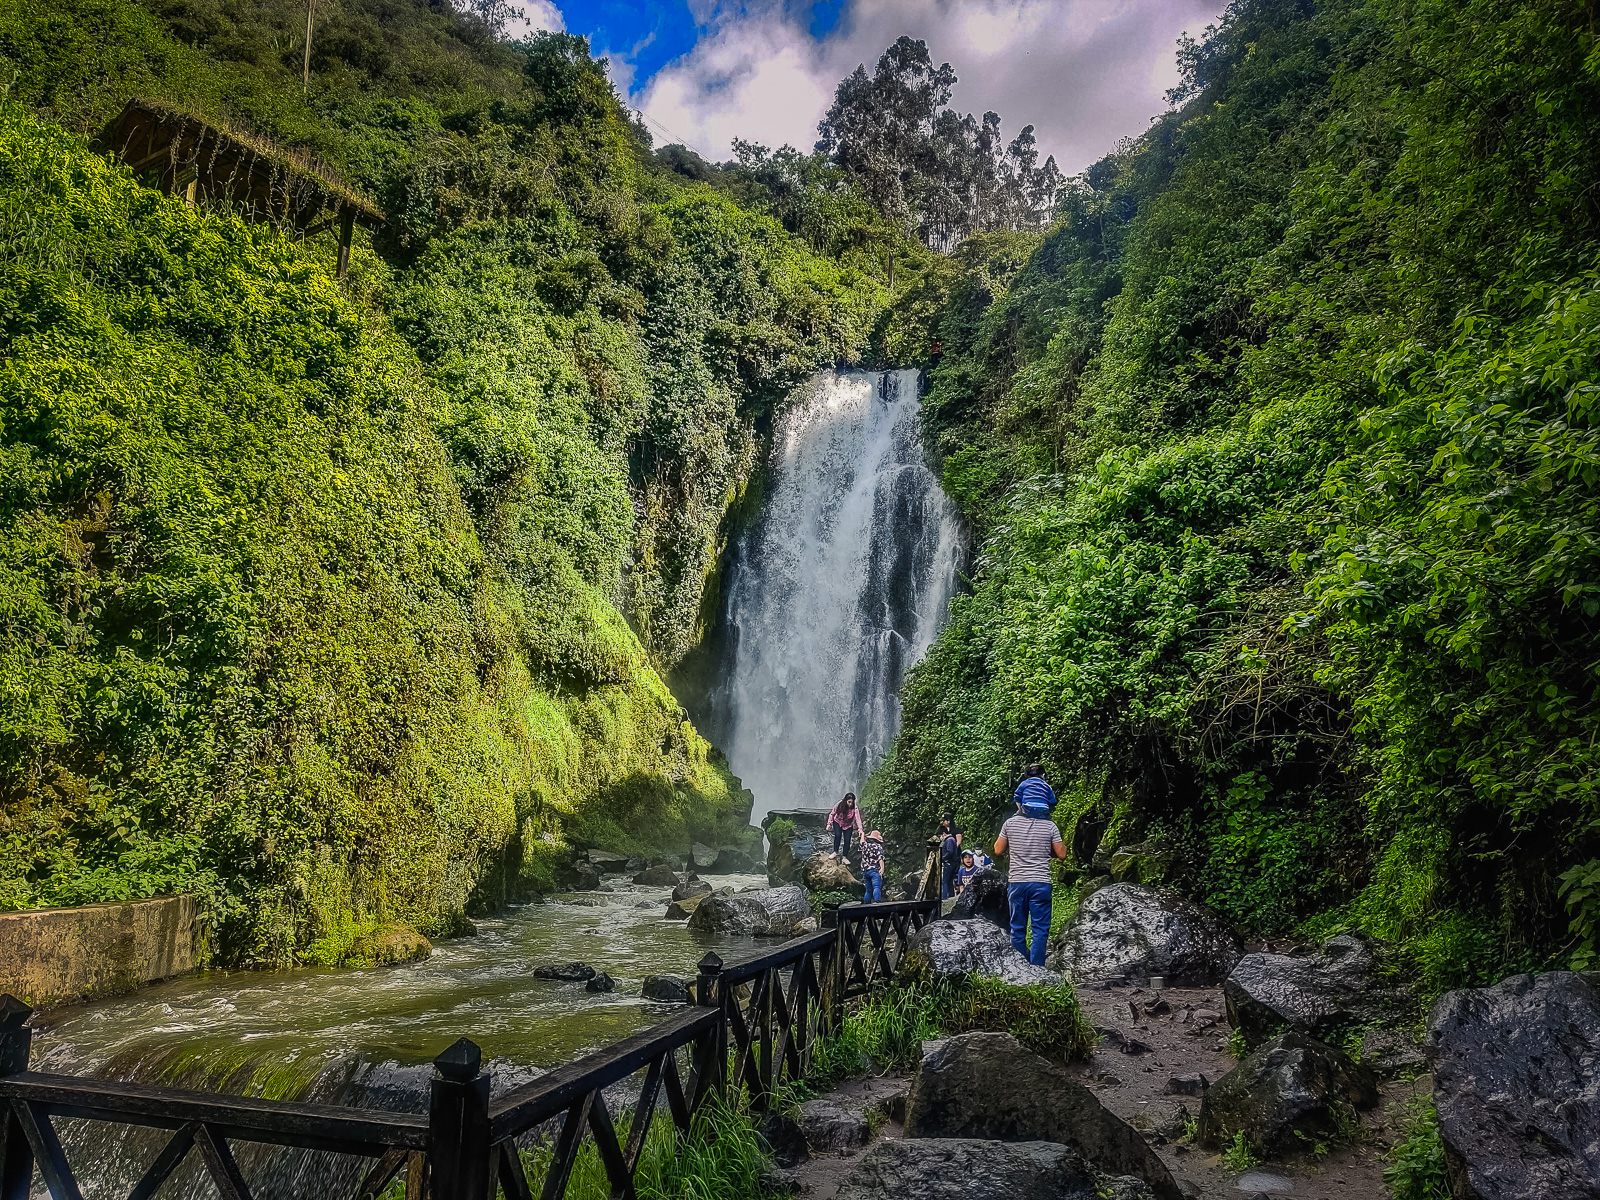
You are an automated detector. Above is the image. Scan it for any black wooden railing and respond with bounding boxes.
[0,898,938,1200]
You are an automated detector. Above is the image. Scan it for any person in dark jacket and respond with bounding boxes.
[937,812,964,899]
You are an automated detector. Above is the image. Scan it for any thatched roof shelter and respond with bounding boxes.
[102,99,384,278]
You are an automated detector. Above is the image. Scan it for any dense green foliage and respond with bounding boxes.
[0,0,887,960]
[868,0,1600,990]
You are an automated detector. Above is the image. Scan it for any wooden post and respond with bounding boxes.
[427,1038,491,1200]
[0,996,34,1200]
[830,922,846,1035]
[336,207,354,280]
[694,953,726,1097]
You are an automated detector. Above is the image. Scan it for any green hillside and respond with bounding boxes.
[866,0,1600,992]
[0,0,890,963]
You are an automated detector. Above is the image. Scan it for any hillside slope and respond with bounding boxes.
[0,0,887,963]
[869,0,1600,992]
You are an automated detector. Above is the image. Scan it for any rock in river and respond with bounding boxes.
[1224,933,1407,1048]
[1047,883,1240,986]
[672,877,711,902]
[585,972,616,993]
[1198,1030,1376,1157]
[533,962,596,982]
[1428,970,1600,1200]
[664,895,705,920]
[345,923,431,967]
[948,868,1008,928]
[687,884,812,937]
[836,1138,1104,1200]
[907,919,1061,987]
[904,1032,1180,1200]
[641,974,690,1003]
[631,864,678,887]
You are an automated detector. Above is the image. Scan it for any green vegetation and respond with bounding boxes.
[0,0,892,961]
[1383,1098,1450,1200]
[805,968,1094,1089]
[866,0,1600,993]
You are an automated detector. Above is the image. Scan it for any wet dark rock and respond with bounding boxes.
[907,919,1061,987]
[758,1166,802,1196]
[1197,1030,1377,1156]
[948,868,1008,928]
[797,1099,868,1151]
[1223,934,1407,1049]
[584,972,615,993]
[558,860,602,891]
[586,850,630,874]
[836,1138,1100,1200]
[1129,1099,1191,1143]
[1166,1073,1208,1096]
[687,884,811,937]
[756,1109,810,1167]
[762,809,831,885]
[904,1032,1181,1200]
[766,839,797,886]
[1428,970,1600,1200]
[1359,1028,1425,1078]
[664,895,705,920]
[640,974,690,1003]
[1047,883,1241,987]
[690,842,720,870]
[534,962,596,982]
[632,864,678,887]
[671,877,711,902]
[706,846,762,875]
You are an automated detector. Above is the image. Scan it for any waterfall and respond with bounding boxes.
[711,368,966,821]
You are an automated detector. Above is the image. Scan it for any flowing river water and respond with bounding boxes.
[28,875,771,1198]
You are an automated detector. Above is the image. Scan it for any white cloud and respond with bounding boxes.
[505,0,565,35]
[629,0,1224,174]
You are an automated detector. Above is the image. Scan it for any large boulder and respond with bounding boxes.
[706,846,762,875]
[800,852,865,898]
[1197,1030,1377,1156]
[687,884,812,937]
[1224,933,1407,1048]
[836,1138,1100,1200]
[690,842,720,871]
[767,839,798,886]
[556,859,602,891]
[345,923,431,967]
[949,868,1008,928]
[586,849,631,874]
[1047,883,1241,986]
[762,808,831,867]
[665,895,705,920]
[904,1032,1180,1200]
[533,962,596,982]
[1428,971,1600,1200]
[907,919,1061,987]
[755,1110,809,1168]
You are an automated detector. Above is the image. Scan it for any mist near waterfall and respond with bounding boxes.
[709,369,965,820]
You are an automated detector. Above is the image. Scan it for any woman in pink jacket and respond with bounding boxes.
[827,793,865,861]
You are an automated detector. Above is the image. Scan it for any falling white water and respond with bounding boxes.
[712,369,965,821]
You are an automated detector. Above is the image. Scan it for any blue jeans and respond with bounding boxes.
[940,859,959,900]
[1008,882,1052,967]
[863,868,882,903]
[832,827,855,858]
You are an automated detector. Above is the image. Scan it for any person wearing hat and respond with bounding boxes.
[954,849,980,894]
[860,830,886,902]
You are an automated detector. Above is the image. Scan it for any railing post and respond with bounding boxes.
[428,1038,492,1200]
[0,996,34,1200]
[830,921,846,1035]
[695,953,726,1096]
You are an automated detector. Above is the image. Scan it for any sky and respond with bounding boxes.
[505,0,1225,176]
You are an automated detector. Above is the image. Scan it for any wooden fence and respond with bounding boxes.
[0,898,939,1200]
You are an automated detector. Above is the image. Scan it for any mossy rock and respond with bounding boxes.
[345,924,432,967]
[1108,838,1175,886]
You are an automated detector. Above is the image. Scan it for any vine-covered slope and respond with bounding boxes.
[0,0,887,963]
[868,0,1600,993]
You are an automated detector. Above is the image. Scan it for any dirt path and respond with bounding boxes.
[784,984,1429,1199]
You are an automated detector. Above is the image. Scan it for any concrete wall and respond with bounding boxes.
[0,895,201,1008]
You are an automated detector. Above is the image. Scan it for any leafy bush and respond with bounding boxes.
[1383,1099,1450,1200]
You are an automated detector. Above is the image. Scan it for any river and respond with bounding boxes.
[26,874,772,1199]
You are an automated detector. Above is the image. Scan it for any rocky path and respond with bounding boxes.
[1070,982,1426,1199]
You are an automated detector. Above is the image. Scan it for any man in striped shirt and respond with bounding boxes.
[994,770,1067,966]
